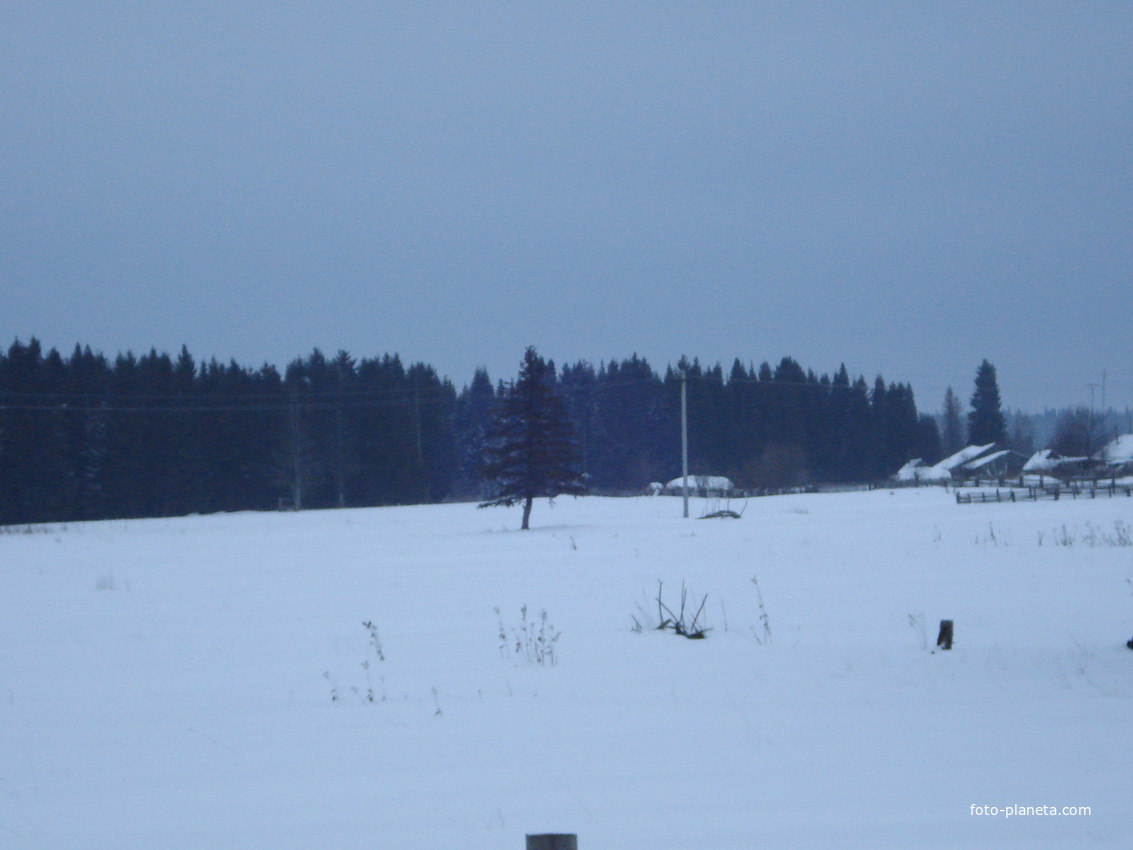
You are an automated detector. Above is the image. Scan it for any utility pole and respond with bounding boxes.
[681,366,689,518]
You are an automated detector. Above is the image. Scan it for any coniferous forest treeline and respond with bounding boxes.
[0,339,938,525]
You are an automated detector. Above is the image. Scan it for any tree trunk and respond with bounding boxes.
[521,494,533,529]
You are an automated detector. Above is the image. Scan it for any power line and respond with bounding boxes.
[0,395,455,414]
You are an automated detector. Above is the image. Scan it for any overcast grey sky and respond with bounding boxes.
[2,2,1130,412]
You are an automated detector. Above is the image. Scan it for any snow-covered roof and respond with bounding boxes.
[963,449,1014,471]
[894,458,951,481]
[664,475,734,491]
[914,466,953,482]
[937,443,997,471]
[906,443,997,482]
[1024,449,1089,473]
[1103,433,1133,464]
[1023,449,1057,473]
[894,459,925,481]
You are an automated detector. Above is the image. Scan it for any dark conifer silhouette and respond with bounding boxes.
[968,360,1007,446]
[452,368,497,499]
[1,336,990,525]
[941,386,965,456]
[479,347,586,529]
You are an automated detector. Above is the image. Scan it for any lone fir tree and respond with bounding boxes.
[967,360,1007,446]
[479,347,586,529]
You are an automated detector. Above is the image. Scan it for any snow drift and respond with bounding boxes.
[2,489,1131,848]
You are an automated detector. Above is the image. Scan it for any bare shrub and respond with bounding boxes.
[495,605,559,666]
[652,580,710,639]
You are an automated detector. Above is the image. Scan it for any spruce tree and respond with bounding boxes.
[967,360,1007,446]
[479,347,585,529]
[941,387,965,456]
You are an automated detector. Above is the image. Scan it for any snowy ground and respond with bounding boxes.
[2,488,1131,848]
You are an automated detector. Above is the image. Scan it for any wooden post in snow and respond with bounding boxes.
[937,620,954,650]
[527,835,577,850]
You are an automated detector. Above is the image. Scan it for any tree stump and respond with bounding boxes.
[937,620,954,650]
[526,835,577,850]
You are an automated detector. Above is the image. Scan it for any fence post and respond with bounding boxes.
[527,835,578,850]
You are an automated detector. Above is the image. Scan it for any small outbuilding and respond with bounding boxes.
[662,475,736,497]
[1023,449,1092,481]
[894,458,949,483]
[961,449,1027,480]
[1102,434,1133,476]
[900,443,998,483]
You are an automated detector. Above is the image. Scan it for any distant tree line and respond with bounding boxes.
[553,355,935,492]
[1,338,936,525]
[0,340,455,524]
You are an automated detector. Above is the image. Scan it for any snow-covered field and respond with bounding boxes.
[2,489,1131,849]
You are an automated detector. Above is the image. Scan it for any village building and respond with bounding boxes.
[660,475,736,498]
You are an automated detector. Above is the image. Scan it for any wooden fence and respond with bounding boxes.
[956,482,1133,504]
